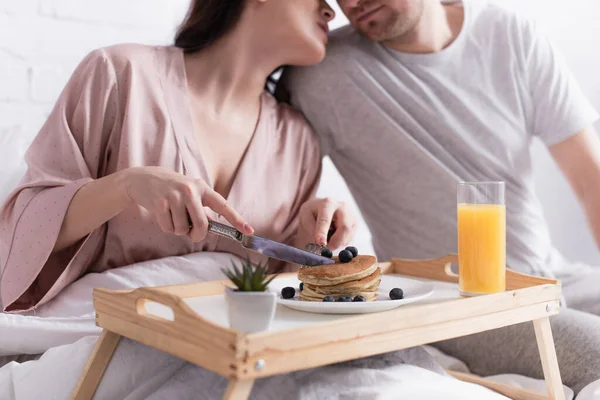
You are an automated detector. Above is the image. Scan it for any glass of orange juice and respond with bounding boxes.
[457,181,506,296]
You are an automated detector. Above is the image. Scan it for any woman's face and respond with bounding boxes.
[260,0,336,66]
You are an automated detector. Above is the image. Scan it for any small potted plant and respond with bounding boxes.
[222,258,279,333]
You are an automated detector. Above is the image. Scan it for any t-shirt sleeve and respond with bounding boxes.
[0,49,118,312]
[524,19,599,146]
[278,65,340,156]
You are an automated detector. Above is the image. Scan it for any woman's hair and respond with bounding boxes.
[174,0,245,53]
[174,0,283,96]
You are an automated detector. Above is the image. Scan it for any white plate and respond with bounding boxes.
[270,275,434,314]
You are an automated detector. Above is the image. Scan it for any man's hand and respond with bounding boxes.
[298,197,357,250]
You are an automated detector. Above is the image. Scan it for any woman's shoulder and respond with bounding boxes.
[264,93,318,138]
[91,43,170,70]
[264,93,312,133]
[77,44,176,83]
[262,92,322,158]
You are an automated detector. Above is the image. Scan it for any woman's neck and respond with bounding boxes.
[183,19,278,116]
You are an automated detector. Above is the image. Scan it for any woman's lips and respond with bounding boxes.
[318,22,329,35]
[317,22,329,42]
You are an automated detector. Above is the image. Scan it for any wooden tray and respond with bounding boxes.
[71,254,565,400]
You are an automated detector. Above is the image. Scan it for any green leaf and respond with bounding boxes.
[222,269,234,283]
[220,257,278,292]
[251,268,263,290]
[243,262,252,291]
[231,260,242,278]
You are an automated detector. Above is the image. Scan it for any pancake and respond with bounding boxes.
[300,291,379,302]
[305,279,381,296]
[298,255,381,302]
[302,285,378,299]
[298,255,378,286]
[305,269,382,294]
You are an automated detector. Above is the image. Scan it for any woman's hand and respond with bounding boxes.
[124,167,253,241]
[298,197,357,250]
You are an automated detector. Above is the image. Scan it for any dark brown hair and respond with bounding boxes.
[175,0,245,53]
[174,0,283,94]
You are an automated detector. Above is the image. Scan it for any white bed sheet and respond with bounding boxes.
[0,252,588,399]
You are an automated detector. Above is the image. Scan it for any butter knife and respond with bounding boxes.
[208,221,335,267]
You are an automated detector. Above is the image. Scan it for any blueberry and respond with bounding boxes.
[281,286,295,299]
[345,246,359,257]
[323,296,335,302]
[321,248,333,258]
[353,295,366,302]
[337,296,353,302]
[389,288,404,300]
[299,282,304,292]
[339,249,353,263]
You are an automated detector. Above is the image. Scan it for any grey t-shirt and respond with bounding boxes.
[283,0,598,277]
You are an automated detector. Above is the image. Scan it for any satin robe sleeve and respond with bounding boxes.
[271,109,323,273]
[0,49,118,312]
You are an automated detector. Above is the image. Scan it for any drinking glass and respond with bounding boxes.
[457,181,506,296]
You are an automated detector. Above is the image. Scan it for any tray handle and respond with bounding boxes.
[135,287,199,323]
[387,254,559,289]
[505,269,558,290]
[95,286,198,324]
[389,254,459,283]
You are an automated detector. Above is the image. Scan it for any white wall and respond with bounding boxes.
[1,0,599,264]
[0,0,190,195]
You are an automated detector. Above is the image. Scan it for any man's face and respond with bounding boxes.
[336,0,424,42]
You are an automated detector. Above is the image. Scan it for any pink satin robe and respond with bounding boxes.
[0,44,321,312]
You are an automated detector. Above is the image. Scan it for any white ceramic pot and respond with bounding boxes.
[224,288,277,333]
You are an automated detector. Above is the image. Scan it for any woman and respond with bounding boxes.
[0,0,356,312]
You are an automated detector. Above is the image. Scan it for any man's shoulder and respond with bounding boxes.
[326,25,373,65]
[470,0,523,22]
[328,25,363,48]
[284,25,367,90]
[469,0,540,41]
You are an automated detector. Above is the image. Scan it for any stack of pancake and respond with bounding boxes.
[298,255,381,302]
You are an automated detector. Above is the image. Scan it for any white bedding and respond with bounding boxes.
[0,252,586,399]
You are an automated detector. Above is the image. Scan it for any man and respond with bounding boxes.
[281,0,600,394]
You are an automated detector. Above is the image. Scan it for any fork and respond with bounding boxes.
[304,226,337,255]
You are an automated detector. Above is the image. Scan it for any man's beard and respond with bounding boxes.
[354,1,424,43]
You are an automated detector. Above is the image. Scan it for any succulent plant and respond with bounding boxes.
[222,258,278,292]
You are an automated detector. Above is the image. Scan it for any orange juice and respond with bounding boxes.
[457,203,506,295]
